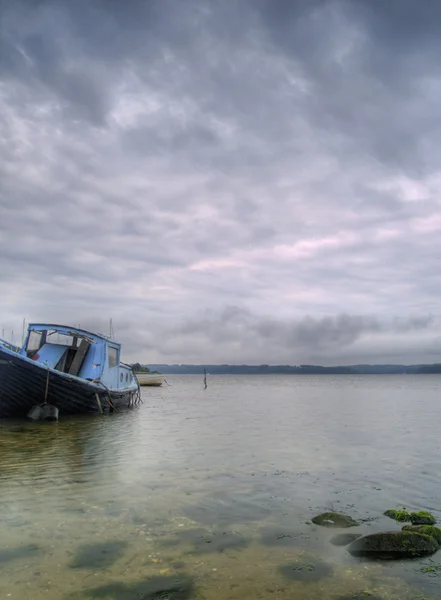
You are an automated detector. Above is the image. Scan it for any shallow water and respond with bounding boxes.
[0,374,440,599]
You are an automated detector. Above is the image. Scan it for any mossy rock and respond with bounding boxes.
[410,511,436,525]
[383,509,411,522]
[330,533,362,547]
[347,531,439,559]
[402,524,441,544]
[311,512,359,528]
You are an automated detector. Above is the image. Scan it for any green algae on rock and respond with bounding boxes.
[384,508,437,525]
[402,524,441,544]
[330,532,362,547]
[311,512,359,528]
[383,509,411,522]
[347,531,439,559]
[410,510,436,525]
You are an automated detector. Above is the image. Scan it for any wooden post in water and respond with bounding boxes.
[204,368,207,389]
[44,367,50,403]
[95,393,103,414]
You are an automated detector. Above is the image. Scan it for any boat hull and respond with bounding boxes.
[0,347,137,418]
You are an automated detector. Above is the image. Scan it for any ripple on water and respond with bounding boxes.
[183,493,271,526]
[158,527,248,554]
[278,559,333,583]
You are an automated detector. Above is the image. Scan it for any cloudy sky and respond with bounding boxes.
[1,0,441,365]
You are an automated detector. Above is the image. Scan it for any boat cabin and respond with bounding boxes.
[20,323,134,389]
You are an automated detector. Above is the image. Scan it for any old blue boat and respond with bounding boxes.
[0,323,141,419]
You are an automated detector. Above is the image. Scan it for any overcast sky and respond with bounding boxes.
[1,0,441,365]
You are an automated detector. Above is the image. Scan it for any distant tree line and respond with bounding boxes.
[130,362,150,373]
[141,363,441,375]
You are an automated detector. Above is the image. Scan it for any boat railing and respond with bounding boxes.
[0,337,21,353]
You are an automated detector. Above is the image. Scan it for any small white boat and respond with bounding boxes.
[135,372,164,386]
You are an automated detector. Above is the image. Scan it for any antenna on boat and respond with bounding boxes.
[109,318,114,340]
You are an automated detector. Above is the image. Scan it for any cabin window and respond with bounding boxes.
[27,331,43,353]
[47,331,75,346]
[120,373,123,382]
[126,373,129,382]
[108,347,118,368]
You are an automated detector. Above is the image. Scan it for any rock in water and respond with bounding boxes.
[384,509,411,522]
[347,531,439,559]
[330,533,362,546]
[312,512,359,528]
[410,511,436,525]
[42,404,59,421]
[402,524,441,544]
[27,405,43,420]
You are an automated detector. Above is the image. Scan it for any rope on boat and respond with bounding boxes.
[95,365,142,411]
[96,381,117,411]
[105,396,117,412]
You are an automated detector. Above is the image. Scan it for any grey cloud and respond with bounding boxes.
[255,0,441,175]
[1,0,441,364]
[103,309,441,365]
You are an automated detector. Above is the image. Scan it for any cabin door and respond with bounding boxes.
[105,344,120,388]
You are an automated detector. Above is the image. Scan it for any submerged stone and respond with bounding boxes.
[402,524,441,544]
[0,544,40,564]
[311,512,359,528]
[330,533,362,547]
[70,541,128,569]
[75,575,193,600]
[410,511,436,525]
[336,594,383,600]
[279,560,333,582]
[347,531,439,559]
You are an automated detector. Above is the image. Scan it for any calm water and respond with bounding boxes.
[1,374,440,600]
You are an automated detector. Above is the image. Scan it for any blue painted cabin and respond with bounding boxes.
[0,323,139,417]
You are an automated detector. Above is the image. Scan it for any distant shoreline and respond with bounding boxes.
[145,363,441,375]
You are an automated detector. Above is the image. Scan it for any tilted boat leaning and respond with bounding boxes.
[0,323,141,419]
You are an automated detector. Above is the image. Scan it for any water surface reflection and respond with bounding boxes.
[1,375,440,599]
